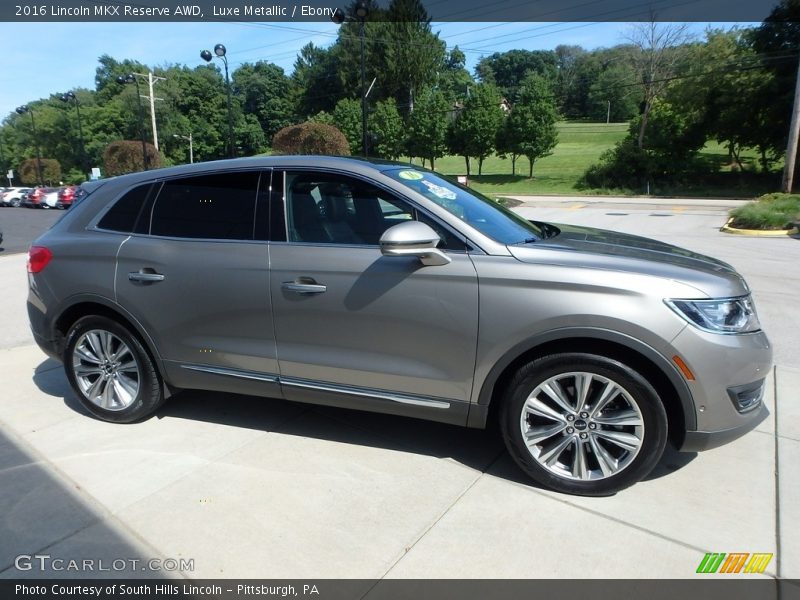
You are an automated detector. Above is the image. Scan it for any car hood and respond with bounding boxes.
[508,223,748,298]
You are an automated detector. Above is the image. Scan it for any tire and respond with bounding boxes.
[11,199,20,207]
[500,353,667,496]
[64,315,164,423]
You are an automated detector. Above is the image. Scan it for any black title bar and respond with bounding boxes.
[0,0,784,22]
[3,579,800,600]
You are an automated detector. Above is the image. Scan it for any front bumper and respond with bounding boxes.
[670,324,772,452]
[679,403,768,452]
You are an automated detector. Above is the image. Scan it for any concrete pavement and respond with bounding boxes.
[0,199,797,580]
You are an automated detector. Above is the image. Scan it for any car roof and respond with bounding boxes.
[85,155,413,191]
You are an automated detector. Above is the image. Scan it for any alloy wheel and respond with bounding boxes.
[71,329,141,411]
[519,371,645,481]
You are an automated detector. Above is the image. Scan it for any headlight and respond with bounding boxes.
[665,295,761,334]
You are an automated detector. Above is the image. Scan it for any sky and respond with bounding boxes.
[0,20,754,119]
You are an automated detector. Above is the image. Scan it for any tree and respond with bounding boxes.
[405,87,450,169]
[502,74,559,178]
[437,46,475,103]
[447,83,504,176]
[368,98,404,159]
[625,21,692,149]
[291,43,344,118]
[381,0,446,113]
[232,61,294,140]
[587,64,640,122]
[159,64,236,161]
[750,0,800,173]
[554,45,586,116]
[581,99,707,190]
[495,117,521,176]
[476,50,558,98]
[94,54,148,103]
[333,98,362,154]
[662,28,765,170]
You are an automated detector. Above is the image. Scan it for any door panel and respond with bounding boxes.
[116,237,277,384]
[113,169,279,396]
[269,243,479,402]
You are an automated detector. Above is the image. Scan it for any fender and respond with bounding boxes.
[49,292,164,365]
[467,326,697,431]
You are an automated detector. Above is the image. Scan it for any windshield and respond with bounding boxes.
[384,168,543,244]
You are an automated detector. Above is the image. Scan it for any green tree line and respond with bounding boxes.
[1,0,799,188]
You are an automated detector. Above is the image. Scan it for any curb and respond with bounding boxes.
[720,218,799,237]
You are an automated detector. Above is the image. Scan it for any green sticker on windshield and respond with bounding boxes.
[398,170,424,180]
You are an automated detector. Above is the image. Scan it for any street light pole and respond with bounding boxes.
[360,19,367,158]
[173,133,193,164]
[60,91,88,176]
[117,74,149,170]
[15,105,44,186]
[332,1,370,157]
[201,44,235,158]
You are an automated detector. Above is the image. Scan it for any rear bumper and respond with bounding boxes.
[32,330,61,362]
[678,403,768,452]
[28,299,61,362]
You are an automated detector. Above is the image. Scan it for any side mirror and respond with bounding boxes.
[379,221,452,267]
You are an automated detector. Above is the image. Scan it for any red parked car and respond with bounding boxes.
[56,185,77,209]
[22,187,46,208]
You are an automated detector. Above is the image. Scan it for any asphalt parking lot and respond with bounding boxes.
[0,207,62,255]
[0,197,797,581]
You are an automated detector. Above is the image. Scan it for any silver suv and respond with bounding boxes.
[26,156,771,495]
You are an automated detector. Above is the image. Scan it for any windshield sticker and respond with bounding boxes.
[397,170,424,180]
[421,180,457,200]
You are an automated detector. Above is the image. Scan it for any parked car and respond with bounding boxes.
[26,157,771,495]
[41,187,61,209]
[22,187,46,208]
[2,187,33,207]
[56,185,78,209]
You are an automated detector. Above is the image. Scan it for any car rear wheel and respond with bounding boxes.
[64,316,164,423]
[500,353,667,496]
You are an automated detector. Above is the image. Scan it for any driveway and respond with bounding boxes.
[0,197,796,582]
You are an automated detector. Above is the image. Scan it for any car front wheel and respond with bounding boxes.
[500,353,668,496]
[64,316,164,423]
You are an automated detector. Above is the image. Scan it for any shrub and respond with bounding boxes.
[580,99,706,191]
[729,193,800,230]
[103,141,161,176]
[19,158,61,185]
[272,122,350,156]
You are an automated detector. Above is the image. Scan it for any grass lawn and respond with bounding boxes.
[405,122,780,199]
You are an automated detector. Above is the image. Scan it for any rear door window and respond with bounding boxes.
[97,183,155,233]
[150,172,261,240]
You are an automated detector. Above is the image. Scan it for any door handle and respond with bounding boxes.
[128,270,165,283]
[282,281,327,294]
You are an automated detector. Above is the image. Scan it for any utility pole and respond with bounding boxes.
[782,56,800,193]
[134,72,166,151]
[606,100,611,124]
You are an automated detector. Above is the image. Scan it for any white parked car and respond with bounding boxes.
[1,187,32,207]
[41,187,61,209]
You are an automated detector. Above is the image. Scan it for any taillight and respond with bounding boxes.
[28,246,52,273]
